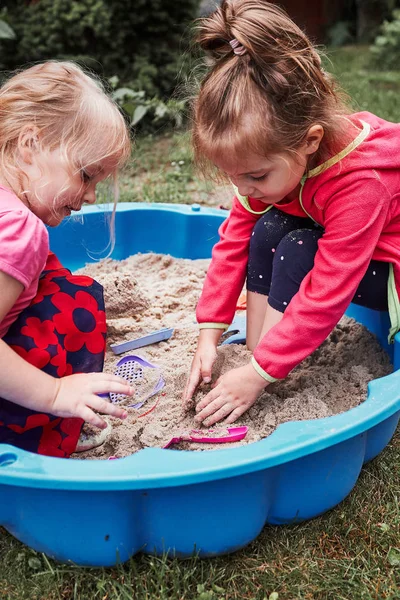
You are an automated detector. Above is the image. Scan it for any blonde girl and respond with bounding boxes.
[0,61,133,457]
[185,0,400,426]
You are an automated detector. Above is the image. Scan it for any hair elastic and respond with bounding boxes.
[229,39,247,56]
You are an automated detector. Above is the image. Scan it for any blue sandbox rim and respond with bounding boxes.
[0,202,399,490]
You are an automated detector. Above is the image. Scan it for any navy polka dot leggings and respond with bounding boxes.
[247,207,388,313]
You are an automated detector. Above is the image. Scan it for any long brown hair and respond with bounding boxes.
[193,0,353,174]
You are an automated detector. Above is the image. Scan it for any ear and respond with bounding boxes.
[303,124,324,156]
[17,125,41,165]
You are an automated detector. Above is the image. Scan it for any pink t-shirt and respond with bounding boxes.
[0,187,49,337]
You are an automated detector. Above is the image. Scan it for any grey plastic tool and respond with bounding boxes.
[110,327,174,355]
[221,316,246,345]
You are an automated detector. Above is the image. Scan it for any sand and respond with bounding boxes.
[74,253,392,459]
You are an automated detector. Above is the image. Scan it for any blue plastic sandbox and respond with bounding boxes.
[0,202,400,567]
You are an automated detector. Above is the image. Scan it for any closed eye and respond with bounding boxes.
[80,169,92,184]
[249,173,269,182]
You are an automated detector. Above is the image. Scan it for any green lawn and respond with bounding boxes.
[2,46,400,600]
[326,46,400,123]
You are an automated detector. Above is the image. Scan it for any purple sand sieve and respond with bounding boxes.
[110,354,165,409]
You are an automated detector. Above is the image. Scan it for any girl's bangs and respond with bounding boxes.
[71,118,129,173]
[196,115,277,174]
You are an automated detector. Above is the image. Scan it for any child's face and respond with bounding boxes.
[214,148,309,205]
[24,148,115,227]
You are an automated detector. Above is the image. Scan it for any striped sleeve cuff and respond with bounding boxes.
[251,356,280,383]
[198,322,230,331]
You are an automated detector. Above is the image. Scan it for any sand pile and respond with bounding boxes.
[75,253,392,458]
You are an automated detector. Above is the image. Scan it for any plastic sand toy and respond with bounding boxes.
[0,203,399,567]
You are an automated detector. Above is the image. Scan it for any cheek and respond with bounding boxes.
[283,164,302,186]
[293,159,306,177]
[257,181,270,194]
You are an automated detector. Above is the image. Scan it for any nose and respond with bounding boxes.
[83,185,96,205]
[237,183,255,197]
[231,177,255,197]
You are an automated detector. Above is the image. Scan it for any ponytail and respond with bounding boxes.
[193,0,352,172]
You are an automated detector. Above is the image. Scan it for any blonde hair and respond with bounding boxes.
[193,0,353,174]
[0,61,131,249]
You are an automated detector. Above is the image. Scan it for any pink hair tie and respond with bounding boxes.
[229,38,247,56]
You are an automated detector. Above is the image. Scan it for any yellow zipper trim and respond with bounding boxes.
[388,264,400,344]
[299,119,371,226]
[232,184,273,215]
[299,175,319,225]
[306,120,371,179]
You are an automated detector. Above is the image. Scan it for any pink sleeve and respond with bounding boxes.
[253,176,391,379]
[0,209,49,288]
[196,196,261,325]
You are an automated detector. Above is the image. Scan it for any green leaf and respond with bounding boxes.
[0,20,16,40]
[112,87,140,101]
[212,584,225,593]
[388,547,400,566]
[121,102,136,118]
[269,594,279,600]
[132,105,149,126]
[28,557,42,570]
[15,552,26,563]
[108,75,119,89]
[155,103,168,119]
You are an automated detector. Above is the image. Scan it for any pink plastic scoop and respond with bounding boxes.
[163,426,248,449]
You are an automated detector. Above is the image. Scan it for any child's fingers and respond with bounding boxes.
[183,368,201,402]
[200,357,214,384]
[202,403,233,427]
[88,373,134,396]
[182,379,190,403]
[224,407,245,424]
[195,386,220,413]
[194,395,224,424]
[75,404,108,429]
[87,395,128,420]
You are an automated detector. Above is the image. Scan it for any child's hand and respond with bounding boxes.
[50,372,133,429]
[183,329,222,405]
[194,363,268,426]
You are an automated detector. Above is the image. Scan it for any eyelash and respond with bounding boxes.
[81,170,91,184]
[249,173,268,182]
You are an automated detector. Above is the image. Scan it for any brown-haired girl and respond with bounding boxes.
[185,0,400,426]
[0,61,133,456]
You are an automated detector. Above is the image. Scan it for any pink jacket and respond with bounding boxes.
[196,112,400,381]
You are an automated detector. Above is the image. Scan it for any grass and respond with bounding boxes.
[116,131,221,207]
[325,46,400,123]
[2,46,400,600]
